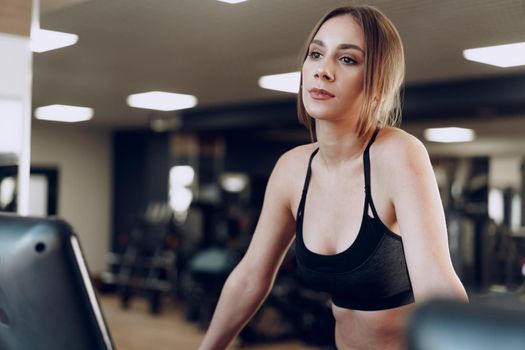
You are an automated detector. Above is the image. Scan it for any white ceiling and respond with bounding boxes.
[34,0,525,134]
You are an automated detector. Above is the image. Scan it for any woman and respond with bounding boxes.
[199,5,468,350]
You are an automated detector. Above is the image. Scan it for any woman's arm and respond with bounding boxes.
[384,130,468,303]
[198,152,297,350]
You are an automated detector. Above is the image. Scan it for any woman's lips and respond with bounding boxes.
[309,88,335,100]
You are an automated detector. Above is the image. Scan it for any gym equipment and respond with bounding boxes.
[0,213,114,350]
[407,299,525,350]
[111,202,177,314]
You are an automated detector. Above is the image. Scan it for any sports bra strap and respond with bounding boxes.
[302,147,319,193]
[299,128,380,217]
[364,127,381,216]
[297,147,319,218]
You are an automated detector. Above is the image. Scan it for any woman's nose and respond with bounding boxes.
[314,66,334,81]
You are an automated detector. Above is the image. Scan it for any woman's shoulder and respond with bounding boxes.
[374,127,432,181]
[269,144,317,186]
[372,128,432,189]
[276,143,318,170]
[375,127,428,161]
[265,144,317,202]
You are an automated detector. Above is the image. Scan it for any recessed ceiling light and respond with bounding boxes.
[216,0,249,4]
[463,42,525,68]
[30,29,78,53]
[258,72,300,94]
[126,91,198,111]
[35,104,93,122]
[424,127,475,143]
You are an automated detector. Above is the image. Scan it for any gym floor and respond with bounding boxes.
[100,294,321,350]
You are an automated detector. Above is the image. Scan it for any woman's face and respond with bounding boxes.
[302,15,366,123]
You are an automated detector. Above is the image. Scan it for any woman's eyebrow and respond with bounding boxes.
[311,39,365,53]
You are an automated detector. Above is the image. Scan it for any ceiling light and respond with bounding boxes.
[30,29,78,53]
[126,91,198,111]
[463,42,525,68]
[258,71,300,94]
[424,127,475,143]
[216,0,249,4]
[35,104,93,122]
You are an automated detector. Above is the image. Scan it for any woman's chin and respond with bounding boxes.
[307,111,339,121]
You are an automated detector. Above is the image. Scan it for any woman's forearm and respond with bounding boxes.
[198,264,271,350]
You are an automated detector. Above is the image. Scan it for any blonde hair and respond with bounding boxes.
[297,5,405,139]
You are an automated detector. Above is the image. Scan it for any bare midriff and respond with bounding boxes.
[332,302,415,350]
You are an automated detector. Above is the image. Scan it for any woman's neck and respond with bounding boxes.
[314,119,372,171]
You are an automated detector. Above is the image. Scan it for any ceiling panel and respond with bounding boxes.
[33,0,525,129]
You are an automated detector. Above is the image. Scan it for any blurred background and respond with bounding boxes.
[1,0,525,349]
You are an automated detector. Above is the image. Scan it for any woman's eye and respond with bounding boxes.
[308,51,321,59]
[340,56,356,65]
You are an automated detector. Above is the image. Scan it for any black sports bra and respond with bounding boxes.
[295,128,414,311]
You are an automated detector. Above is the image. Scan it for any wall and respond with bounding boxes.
[489,156,523,190]
[0,31,32,213]
[31,123,112,274]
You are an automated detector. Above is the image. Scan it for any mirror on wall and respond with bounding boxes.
[1,95,43,216]
[0,164,59,216]
[0,164,17,212]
